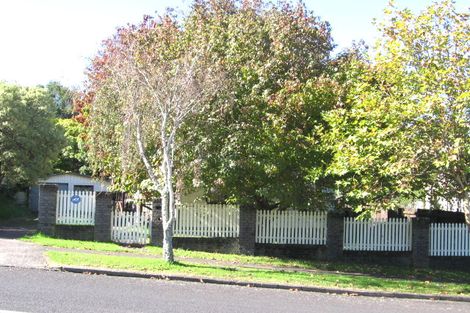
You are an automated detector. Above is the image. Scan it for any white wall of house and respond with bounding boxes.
[38,174,110,192]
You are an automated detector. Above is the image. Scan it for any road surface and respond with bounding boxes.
[0,267,468,313]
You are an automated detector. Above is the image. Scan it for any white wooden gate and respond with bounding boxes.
[430,223,470,256]
[111,211,152,245]
[56,190,96,225]
[343,218,412,251]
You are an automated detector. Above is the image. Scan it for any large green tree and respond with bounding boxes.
[325,1,469,219]
[0,83,65,189]
[180,0,336,210]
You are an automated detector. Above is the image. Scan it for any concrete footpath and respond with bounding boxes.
[0,227,47,268]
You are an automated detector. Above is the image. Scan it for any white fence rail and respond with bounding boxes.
[111,211,152,245]
[174,204,240,238]
[343,218,412,251]
[430,223,470,256]
[256,210,327,245]
[56,190,96,225]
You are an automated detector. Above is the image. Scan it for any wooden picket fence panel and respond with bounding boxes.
[56,190,96,225]
[111,210,152,245]
[430,223,470,256]
[256,210,327,245]
[174,204,239,238]
[343,218,412,251]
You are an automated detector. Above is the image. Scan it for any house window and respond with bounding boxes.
[74,185,94,192]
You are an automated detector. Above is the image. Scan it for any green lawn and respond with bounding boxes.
[24,233,470,285]
[22,233,141,253]
[47,250,470,296]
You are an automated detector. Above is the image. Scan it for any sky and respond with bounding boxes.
[0,0,467,88]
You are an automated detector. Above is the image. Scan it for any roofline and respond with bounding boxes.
[39,173,111,183]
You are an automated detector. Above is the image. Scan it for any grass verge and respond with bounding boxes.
[46,251,470,296]
[24,233,470,284]
[22,233,142,253]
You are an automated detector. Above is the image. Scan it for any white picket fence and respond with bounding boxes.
[343,218,412,251]
[56,190,96,225]
[174,204,240,238]
[256,210,327,245]
[111,210,152,245]
[430,223,470,256]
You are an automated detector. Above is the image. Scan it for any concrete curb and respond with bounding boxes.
[58,266,470,303]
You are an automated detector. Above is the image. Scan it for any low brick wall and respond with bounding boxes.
[430,257,470,271]
[342,251,413,267]
[55,226,95,241]
[255,244,328,260]
[173,237,240,254]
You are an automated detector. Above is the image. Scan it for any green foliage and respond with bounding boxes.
[83,0,468,217]
[0,83,65,189]
[53,118,90,174]
[325,1,469,216]
[0,191,30,220]
[45,81,74,118]
[44,82,87,175]
[180,0,336,209]
[87,87,146,194]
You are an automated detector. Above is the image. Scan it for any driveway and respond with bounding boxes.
[0,226,47,268]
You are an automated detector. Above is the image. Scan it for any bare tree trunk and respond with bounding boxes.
[165,179,176,263]
[163,219,174,262]
[161,133,176,263]
[160,190,174,262]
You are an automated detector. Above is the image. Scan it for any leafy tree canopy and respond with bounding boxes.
[0,82,65,189]
[180,0,337,209]
[325,0,469,218]
[44,81,74,118]
[53,118,90,175]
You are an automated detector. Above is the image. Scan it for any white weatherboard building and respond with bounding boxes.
[29,173,110,212]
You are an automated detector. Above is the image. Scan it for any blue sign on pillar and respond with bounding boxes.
[71,195,81,204]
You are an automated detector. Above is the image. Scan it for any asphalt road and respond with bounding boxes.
[0,267,469,313]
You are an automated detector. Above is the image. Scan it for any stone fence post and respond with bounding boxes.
[412,216,430,268]
[239,205,256,255]
[38,184,58,236]
[94,192,113,242]
[326,212,344,260]
[150,199,164,247]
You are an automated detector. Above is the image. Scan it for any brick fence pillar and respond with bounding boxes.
[150,199,164,246]
[326,212,344,260]
[412,216,430,268]
[239,205,256,255]
[94,192,113,242]
[38,184,58,236]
